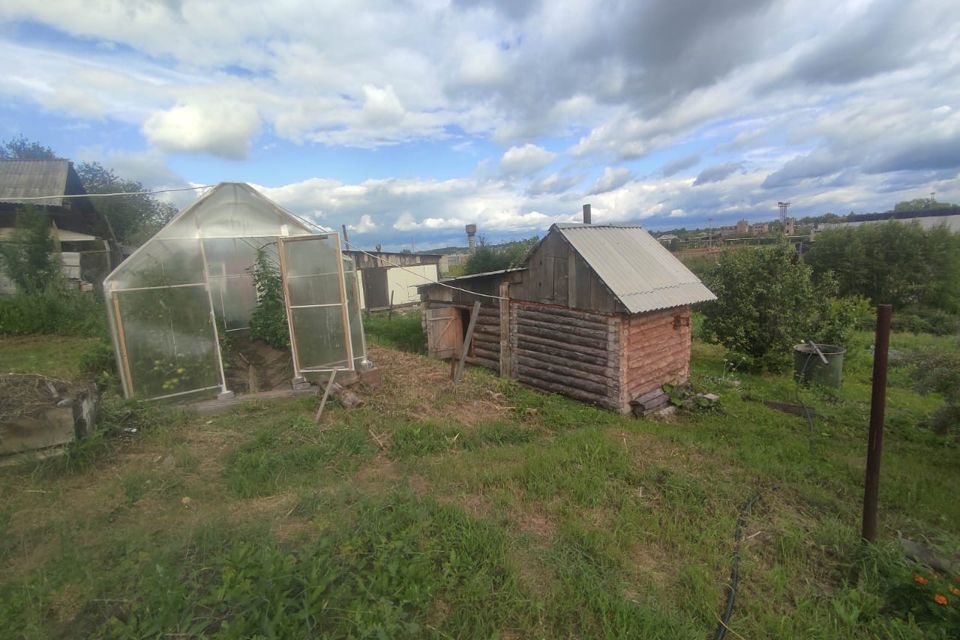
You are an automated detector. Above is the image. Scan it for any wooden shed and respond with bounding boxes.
[418,223,715,414]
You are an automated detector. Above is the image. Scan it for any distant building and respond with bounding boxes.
[657,233,679,245]
[344,250,441,310]
[784,218,796,235]
[751,222,769,235]
[736,219,749,235]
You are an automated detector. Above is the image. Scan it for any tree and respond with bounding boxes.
[76,161,177,246]
[805,222,960,313]
[462,236,537,275]
[893,197,958,212]
[0,135,57,160]
[701,243,821,372]
[0,206,60,292]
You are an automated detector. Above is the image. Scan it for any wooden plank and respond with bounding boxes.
[499,281,511,378]
[454,301,481,382]
[516,304,611,325]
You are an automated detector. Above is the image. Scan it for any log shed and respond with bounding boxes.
[418,222,715,414]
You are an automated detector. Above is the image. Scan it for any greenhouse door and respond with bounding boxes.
[277,235,354,376]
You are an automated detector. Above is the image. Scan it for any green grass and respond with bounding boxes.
[363,310,426,352]
[0,329,958,639]
[0,335,100,380]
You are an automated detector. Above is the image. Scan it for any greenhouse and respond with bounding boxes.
[103,183,367,401]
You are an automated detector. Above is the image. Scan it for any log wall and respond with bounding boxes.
[618,306,692,412]
[511,301,622,411]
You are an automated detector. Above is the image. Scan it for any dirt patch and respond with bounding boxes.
[0,374,72,422]
[364,346,513,427]
[223,334,292,394]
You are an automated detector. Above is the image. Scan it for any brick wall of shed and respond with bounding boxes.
[618,307,692,413]
[510,301,621,411]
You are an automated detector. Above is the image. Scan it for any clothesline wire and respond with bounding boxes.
[341,238,508,301]
[1,185,213,201]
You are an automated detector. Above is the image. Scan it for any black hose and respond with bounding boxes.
[713,492,761,640]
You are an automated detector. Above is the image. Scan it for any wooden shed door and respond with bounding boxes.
[426,306,462,359]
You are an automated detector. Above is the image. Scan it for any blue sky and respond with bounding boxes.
[1,0,958,250]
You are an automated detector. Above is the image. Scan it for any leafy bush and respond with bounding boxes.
[701,244,820,371]
[0,286,105,336]
[905,350,960,434]
[701,244,867,371]
[806,222,960,313]
[814,295,873,346]
[248,248,289,349]
[0,206,60,293]
[892,307,960,336]
[462,236,537,275]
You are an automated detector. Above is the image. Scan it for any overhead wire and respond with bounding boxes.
[7,183,507,300]
[0,185,213,201]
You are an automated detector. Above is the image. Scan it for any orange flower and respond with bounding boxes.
[914,575,928,585]
[951,587,960,597]
[934,593,948,606]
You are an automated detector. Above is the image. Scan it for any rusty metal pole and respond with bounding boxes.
[861,304,892,542]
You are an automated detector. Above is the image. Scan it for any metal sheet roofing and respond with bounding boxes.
[555,224,716,314]
[0,160,71,206]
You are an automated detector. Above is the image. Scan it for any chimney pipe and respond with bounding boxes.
[465,223,477,251]
[582,203,592,225]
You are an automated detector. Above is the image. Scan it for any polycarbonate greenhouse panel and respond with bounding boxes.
[203,237,273,331]
[344,258,367,367]
[108,238,205,290]
[289,306,351,369]
[156,184,316,240]
[113,285,221,399]
[279,234,354,373]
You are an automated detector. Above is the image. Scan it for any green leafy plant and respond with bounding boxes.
[248,247,289,349]
[0,206,60,293]
[905,350,960,435]
[701,243,821,372]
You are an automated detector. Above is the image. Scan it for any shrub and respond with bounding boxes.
[0,206,60,293]
[701,244,866,371]
[363,311,425,353]
[905,350,960,435]
[701,244,820,371]
[0,286,105,336]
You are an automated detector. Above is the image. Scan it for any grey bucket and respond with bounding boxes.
[794,343,845,388]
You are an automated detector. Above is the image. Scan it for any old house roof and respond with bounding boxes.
[0,160,73,206]
[552,224,715,314]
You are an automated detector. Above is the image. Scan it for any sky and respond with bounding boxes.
[1,0,959,250]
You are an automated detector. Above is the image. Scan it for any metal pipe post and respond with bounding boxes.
[861,304,892,542]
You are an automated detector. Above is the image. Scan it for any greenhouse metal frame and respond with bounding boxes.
[102,183,366,401]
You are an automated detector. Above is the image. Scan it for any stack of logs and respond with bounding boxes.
[629,388,671,417]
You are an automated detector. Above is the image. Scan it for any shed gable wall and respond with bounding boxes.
[510,232,620,314]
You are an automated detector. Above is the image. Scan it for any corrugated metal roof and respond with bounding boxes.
[0,160,71,206]
[555,224,716,314]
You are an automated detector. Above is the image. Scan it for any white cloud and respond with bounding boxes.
[348,214,378,234]
[588,167,632,195]
[143,100,260,159]
[361,85,405,127]
[500,143,556,175]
